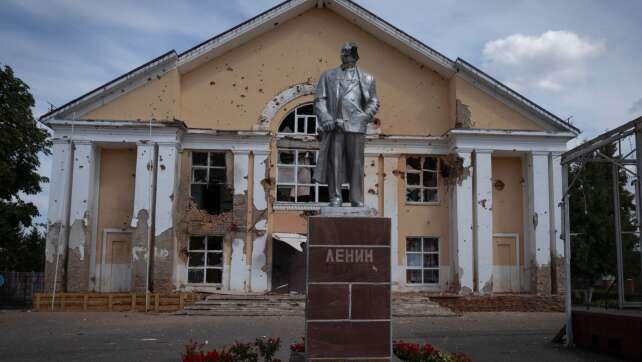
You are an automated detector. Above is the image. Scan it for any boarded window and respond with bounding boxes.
[190,152,232,214]
[406,237,439,284]
[187,235,224,284]
[405,156,439,203]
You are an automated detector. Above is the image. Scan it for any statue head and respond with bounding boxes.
[340,42,359,65]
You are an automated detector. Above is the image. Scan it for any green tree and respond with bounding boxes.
[569,143,639,302]
[0,65,50,271]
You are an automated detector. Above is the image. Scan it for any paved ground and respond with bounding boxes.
[0,310,621,362]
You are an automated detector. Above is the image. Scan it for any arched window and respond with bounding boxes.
[278,103,317,135]
[275,103,350,205]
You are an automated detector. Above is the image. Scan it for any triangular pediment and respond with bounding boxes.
[40,0,578,135]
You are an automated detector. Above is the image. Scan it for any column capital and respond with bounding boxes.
[474,149,493,154]
[52,138,72,145]
[136,140,155,147]
[72,139,93,146]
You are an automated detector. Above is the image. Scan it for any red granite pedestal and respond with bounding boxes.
[306,216,391,361]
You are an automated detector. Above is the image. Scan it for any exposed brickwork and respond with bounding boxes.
[151,227,175,293]
[66,219,90,292]
[44,223,65,293]
[173,151,244,291]
[66,248,89,292]
[554,256,566,295]
[131,209,150,292]
[430,295,564,313]
[529,261,552,296]
[536,264,552,296]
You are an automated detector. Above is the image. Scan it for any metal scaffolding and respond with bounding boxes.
[561,116,642,344]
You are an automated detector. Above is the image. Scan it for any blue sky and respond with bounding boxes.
[2,0,642,225]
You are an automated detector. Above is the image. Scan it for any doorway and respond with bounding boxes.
[493,233,520,292]
[99,229,133,292]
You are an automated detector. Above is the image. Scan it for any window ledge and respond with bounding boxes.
[273,202,361,211]
[405,201,442,206]
[273,202,322,211]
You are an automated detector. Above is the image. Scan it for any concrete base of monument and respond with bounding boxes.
[318,206,377,216]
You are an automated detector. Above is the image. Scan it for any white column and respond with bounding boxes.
[45,140,73,292]
[474,150,493,294]
[383,156,401,288]
[549,152,564,258]
[131,142,155,229]
[229,151,249,291]
[153,142,180,291]
[452,151,474,294]
[250,152,269,292]
[550,152,564,294]
[364,155,379,210]
[67,141,97,291]
[527,151,552,295]
[131,142,155,292]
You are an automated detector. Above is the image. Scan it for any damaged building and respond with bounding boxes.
[40,0,578,297]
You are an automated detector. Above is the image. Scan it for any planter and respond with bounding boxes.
[289,351,305,362]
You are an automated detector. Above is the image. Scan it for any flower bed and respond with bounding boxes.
[182,337,472,361]
[393,340,472,362]
[182,337,281,362]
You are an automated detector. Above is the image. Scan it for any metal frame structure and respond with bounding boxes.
[561,116,642,345]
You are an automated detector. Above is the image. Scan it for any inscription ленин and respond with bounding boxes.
[325,248,373,263]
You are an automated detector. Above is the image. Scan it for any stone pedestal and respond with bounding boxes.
[306,214,391,361]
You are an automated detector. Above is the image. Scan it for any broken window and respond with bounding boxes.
[276,149,349,203]
[187,235,224,284]
[406,237,439,284]
[190,151,233,214]
[405,156,439,203]
[278,103,317,135]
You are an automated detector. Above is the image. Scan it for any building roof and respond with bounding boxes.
[38,0,579,134]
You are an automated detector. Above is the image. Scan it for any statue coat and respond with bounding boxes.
[313,66,379,185]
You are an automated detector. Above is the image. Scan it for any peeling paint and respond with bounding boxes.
[68,218,87,261]
[229,238,247,291]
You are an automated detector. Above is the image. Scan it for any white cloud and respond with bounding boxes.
[630,98,642,115]
[482,31,605,91]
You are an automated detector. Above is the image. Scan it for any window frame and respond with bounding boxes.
[275,103,350,207]
[405,155,440,205]
[277,102,318,137]
[186,235,224,285]
[191,151,227,185]
[405,236,440,285]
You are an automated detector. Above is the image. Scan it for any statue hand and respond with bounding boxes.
[322,121,336,132]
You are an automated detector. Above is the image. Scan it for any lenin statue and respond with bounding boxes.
[313,42,380,207]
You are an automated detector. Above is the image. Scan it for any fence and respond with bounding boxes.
[33,292,203,312]
[0,271,44,308]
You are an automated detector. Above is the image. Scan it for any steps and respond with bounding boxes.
[176,294,305,316]
[177,293,455,317]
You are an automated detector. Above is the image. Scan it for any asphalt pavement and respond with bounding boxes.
[0,310,622,361]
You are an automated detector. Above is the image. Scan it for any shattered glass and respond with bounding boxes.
[406,188,421,202]
[188,253,205,267]
[406,157,421,171]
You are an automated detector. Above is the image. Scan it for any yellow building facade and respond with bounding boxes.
[41,0,577,296]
